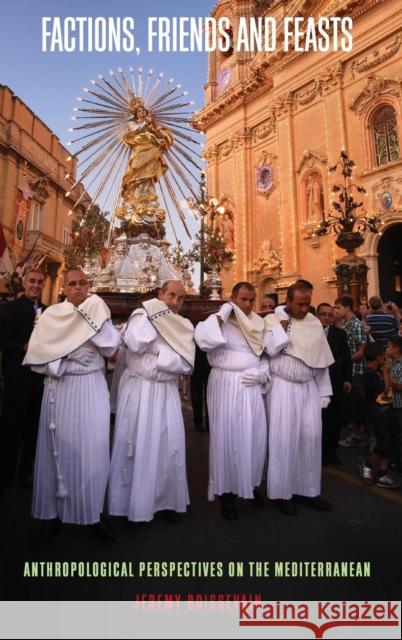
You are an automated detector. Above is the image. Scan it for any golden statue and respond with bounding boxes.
[119,97,173,235]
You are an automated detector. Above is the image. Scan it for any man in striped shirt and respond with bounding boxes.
[366,296,400,348]
[333,295,367,447]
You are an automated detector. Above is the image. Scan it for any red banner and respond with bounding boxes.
[14,189,31,250]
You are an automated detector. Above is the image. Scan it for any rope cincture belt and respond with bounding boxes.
[46,380,68,502]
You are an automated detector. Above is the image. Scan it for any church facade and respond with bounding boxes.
[195,0,402,307]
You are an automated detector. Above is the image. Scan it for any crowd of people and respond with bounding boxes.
[0,268,401,547]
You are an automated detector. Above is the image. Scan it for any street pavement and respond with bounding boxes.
[1,401,401,601]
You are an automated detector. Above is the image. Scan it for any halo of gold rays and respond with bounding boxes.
[65,66,203,239]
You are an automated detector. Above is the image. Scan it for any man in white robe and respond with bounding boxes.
[108,280,195,524]
[264,282,334,515]
[195,281,288,520]
[24,269,120,544]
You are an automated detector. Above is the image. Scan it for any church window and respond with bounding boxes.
[372,106,400,166]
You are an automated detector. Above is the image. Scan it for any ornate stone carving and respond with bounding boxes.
[296,150,327,174]
[250,239,281,273]
[253,115,276,141]
[349,74,401,116]
[232,126,252,151]
[371,175,402,215]
[29,176,50,203]
[274,91,294,116]
[319,61,344,92]
[255,151,276,199]
[202,145,219,164]
[351,32,402,78]
[219,140,233,158]
[294,80,322,106]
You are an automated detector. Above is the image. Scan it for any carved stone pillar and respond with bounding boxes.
[334,254,369,306]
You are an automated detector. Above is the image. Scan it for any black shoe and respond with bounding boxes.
[252,488,265,507]
[220,493,238,520]
[126,519,146,529]
[92,515,116,541]
[161,510,182,523]
[277,499,297,516]
[294,495,332,511]
[32,519,60,548]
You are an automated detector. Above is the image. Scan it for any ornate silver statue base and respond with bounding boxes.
[93,233,183,294]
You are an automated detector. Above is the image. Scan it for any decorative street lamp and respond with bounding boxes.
[315,150,384,304]
[316,150,383,253]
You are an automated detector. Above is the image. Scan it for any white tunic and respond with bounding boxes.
[195,315,288,500]
[265,354,332,500]
[108,313,192,522]
[31,321,120,524]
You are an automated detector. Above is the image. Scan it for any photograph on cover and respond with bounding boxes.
[0,0,401,633]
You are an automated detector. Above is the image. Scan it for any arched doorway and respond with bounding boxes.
[260,277,278,306]
[377,223,402,307]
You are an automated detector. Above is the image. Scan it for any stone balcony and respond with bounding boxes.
[26,230,64,263]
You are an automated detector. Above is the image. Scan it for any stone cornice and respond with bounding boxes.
[193,70,274,131]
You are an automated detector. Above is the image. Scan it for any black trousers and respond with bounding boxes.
[190,348,210,428]
[322,395,343,460]
[0,367,44,491]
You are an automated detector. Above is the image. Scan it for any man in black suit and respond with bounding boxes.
[0,269,47,494]
[317,303,352,464]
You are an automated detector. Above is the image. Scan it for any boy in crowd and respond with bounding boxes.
[360,342,399,489]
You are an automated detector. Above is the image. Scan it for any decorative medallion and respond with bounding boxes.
[217,67,232,94]
[380,191,393,210]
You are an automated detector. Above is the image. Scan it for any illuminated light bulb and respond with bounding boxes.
[118,67,123,73]
[67,210,73,216]
[65,191,71,197]
[158,72,163,78]
[76,97,82,101]
[65,173,70,179]
[129,66,134,72]
[66,142,72,147]
[67,128,73,132]
[90,79,96,85]
[83,87,89,92]
[216,206,225,214]
[66,156,72,161]
[148,69,153,75]
[109,69,114,76]
[72,107,78,112]
[98,74,103,79]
